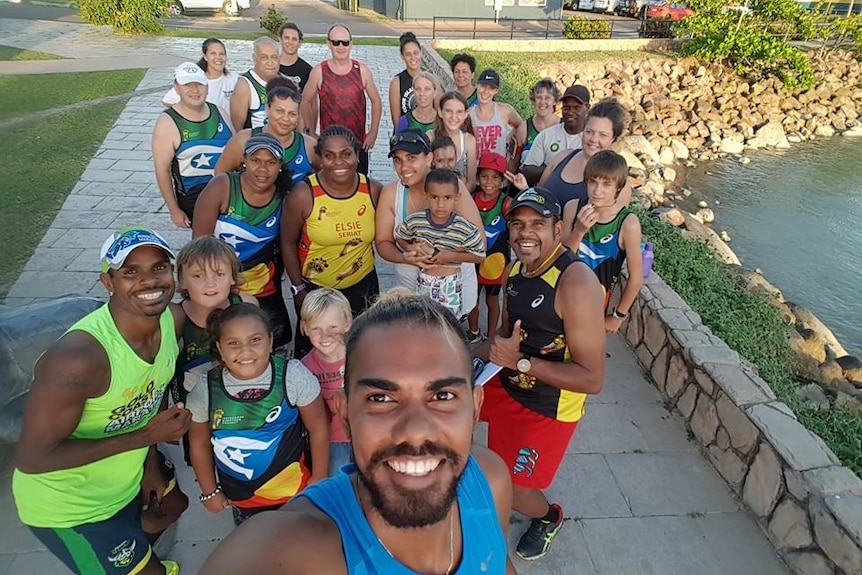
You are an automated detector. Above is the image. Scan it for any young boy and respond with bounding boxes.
[299,288,353,475]
[568,149,642,334]
[431,135,458,172]
[395,168,486,317]
[467,152,511,343]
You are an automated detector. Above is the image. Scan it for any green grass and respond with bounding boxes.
[0,99,130,296]
[436,49,671,118]
[636,207,862,476]
[0,45,65,61]
[0,69,145,119]
[156,28,400,46]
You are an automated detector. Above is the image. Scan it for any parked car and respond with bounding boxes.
[645,1,694,19]
[166,0,249,16]
[577,0,597,10]
[617,0,663,17]
[593,0,620,13]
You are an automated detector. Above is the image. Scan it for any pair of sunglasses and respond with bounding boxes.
[267,86,301,103]
[329,39,351,46]
[390,131,431,152]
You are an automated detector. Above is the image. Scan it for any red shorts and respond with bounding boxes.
[479,375,578,490]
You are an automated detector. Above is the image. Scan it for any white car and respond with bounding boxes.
[593,0,620,12]
[166,0,249,16]
[578,0,596,10]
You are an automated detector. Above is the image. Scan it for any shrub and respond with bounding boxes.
[562,16,612,39]
[676,0,817,89]
[259,4,288,36]
[78,0,168,34]
[636,207,862,476]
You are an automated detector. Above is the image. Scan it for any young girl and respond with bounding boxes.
[299,288,353,476]
[187,303,330,525]
[428,91,477,192]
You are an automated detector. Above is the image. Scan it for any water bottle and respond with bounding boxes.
[641,242,654,278]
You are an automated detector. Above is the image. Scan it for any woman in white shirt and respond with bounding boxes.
[163,38,239,111]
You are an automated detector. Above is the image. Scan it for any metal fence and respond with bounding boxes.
[431,16,575,39]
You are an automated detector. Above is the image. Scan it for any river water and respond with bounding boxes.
[684,135,862,358]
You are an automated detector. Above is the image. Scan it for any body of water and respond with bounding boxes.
[684,135,862,358]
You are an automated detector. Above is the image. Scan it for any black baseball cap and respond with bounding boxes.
[509,187,561,220]
[388,128,431,157]
[477,68,500,88]
[561,84,590,105]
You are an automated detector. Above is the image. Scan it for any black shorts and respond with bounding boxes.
[479,283,502,297]
[29,452,178,575]
[258,291,293,349]
[175,184,205,223]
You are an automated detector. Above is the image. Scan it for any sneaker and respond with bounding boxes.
[515,503,564,561]
[467,329,484,344]
[161,560,180,575]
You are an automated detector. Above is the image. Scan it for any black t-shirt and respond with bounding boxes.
[279,57,313,92]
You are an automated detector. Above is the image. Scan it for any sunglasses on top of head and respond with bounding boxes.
[390,131,430,152]
[328,39,351,46]
[267,87,301,103]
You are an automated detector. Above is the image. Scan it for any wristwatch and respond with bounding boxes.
[517,355,532,374]
[613,307,628,320]
[289,283,306,296]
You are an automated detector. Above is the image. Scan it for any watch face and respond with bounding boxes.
[517,358,531,373]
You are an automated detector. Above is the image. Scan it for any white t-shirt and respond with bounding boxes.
[187,360,321,423]
[523,123,583,168]
[162,70,240,112]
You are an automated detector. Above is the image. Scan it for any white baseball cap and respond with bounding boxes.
[174,62,207,85]
[100,227,175,273]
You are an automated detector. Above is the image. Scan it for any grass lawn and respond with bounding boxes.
[0,45,65,61]
[0,99,131,296]
[436,49,669,118]
[0,69,144,120]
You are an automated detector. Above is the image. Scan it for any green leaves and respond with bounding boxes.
[562,16,613,39]
[78,0,169,34]
[677,0,817,89]
[259,5,289,37]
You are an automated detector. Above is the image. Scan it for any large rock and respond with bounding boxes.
[669,137,690,159]
[617,135,660,165]
[653,207,685,227]
[719,137,745,154]
[836,355,862,386]
[753,122,791,148]
[788,303,848,358]
[681,212,741,265]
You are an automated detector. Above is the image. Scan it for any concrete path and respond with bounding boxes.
[0,20,790,575]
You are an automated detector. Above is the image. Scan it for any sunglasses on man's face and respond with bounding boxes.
[267,87,301,104]
[329,39,351,46]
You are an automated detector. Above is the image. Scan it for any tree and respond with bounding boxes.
[78,0,169,34]
[676,0,818,89]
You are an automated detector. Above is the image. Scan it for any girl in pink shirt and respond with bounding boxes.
[299,288,353,475]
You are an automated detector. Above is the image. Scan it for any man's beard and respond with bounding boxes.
[356,441,464,529]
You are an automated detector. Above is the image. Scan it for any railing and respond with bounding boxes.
[431,16,575,39]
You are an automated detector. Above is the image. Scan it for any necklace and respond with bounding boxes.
[522,242,563,278]
[354,476,456,574]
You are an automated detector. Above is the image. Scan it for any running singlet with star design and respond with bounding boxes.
[500,249,587,423]
[167,103,231,196]
[578,207,631,311]
[298,173,375,289]
[473,191,510,285]
[213,172,283,299]
[319,60,366,142]
[250,127,314,185]
[208,356,311,509]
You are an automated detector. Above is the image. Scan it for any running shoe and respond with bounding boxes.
[515,503,564,560]
[467,329,484,344]
[161,560,180,575]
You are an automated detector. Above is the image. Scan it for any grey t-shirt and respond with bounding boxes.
[187,359,320,423]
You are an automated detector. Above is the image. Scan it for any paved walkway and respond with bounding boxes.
[0,20,790,575]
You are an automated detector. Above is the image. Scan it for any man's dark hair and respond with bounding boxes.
[344,289,470,395]
[449,53,476,74]
[279,22,303,40]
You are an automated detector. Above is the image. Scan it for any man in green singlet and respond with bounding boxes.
[12,227,191,575]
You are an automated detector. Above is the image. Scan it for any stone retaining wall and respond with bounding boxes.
[429,38,680,53]
[622,270,862,574]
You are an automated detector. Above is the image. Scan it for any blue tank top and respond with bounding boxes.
[300,455,507,574]
[167,103,232,195]
[543,149,588,211]
[251,127,314,186]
